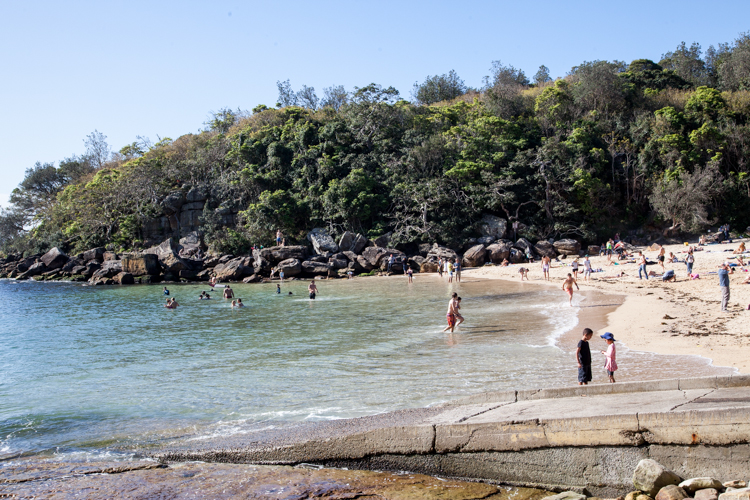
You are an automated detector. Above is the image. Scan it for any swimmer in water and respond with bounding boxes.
[236,298,245,307]
[308,280,318,299]
[276,284,281,294]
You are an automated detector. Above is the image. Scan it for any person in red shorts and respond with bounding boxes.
[442,293,459,332]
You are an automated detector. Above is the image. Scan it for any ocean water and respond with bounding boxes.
[0,276,730,460]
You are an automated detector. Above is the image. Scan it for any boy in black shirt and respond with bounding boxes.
[576,328,593,385]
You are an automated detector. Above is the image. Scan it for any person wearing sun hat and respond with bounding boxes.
[600,332,617,383]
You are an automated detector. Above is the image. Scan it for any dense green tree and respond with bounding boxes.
[411,70,467,105]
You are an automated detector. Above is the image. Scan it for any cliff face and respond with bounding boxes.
[140,187,237,247]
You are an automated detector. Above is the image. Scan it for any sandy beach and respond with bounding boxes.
[464,237,750,374]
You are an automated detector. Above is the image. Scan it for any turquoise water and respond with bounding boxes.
[0,276,729,460]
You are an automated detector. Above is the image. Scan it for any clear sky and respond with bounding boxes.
[1,1,748,206]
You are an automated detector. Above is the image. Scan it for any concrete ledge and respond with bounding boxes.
[640,408,750,445]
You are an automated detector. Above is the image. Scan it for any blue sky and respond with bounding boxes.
[1,1,749,206]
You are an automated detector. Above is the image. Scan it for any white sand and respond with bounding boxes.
[463,238,750,373]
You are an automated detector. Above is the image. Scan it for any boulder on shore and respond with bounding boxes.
[301,260,332,275]
[535,240,557,258]
[553,239,581,256]
[655,485,688,500]
[486,241,512,263]
[633,459,682,497]
[362,246,389,267]
[259,245,308,263]
[479,214,507,239]
[425,245,459,263]
[213,257,252,281]
[40,247,69,270]
[277,258,302,277]
[83,247,105,262]
[462,244,487,267]
[679,478,723,493]
[307,228,339,255]
[113,272,135,285]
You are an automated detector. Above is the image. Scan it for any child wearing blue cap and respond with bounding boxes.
[600,332,617,383]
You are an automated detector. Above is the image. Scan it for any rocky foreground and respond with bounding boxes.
[0,216,587,285]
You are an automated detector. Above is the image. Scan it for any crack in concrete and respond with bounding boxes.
[457,401,517,423]
[670,389,716,412]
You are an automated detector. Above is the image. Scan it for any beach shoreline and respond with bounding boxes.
[463,237,750,374]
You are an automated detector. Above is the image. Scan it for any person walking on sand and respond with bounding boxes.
[576,328,593,385]
[638,251,648,280]
[442,293,459,333]
[541,255,551,281]
[308,280,318,300]
[571,257,580,280]
[583,255,592,282]
[718,262,734,312]
[562,273,579,306]
[600,332,617,383]
[454,258,461,282]
[657,247,666,273]
[447,259,454,283]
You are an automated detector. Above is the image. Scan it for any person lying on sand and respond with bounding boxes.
[500,258,509,267]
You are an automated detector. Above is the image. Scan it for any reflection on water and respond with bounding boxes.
[0,276,732,459]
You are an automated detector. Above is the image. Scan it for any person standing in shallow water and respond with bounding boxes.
[561,273,579,306]
[600,332,617,383]
[442,293,459,333]
[308,280,318,300]
[576,328,593,385]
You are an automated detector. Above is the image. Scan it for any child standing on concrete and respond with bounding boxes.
[600,332,617,383]
[576,328,593,385]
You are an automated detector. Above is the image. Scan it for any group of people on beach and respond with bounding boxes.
[436,257,462,283]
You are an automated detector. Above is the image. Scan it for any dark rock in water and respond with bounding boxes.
[16,262,47,280]
[40,247,68,270]
[301,260,332,275]
[114,272,135,285]
[362,246,388,267]
[535,240,558,258]
[477,236,495,246]
[462,244,487,267]
[307,228,339,254]
[196,269,213,281]
[103,251,118,261]
[61,258,85,274]
[70,265,87,275]
[277,258,302,276]
[96,260,123,278]
[179,270,199,280]
[243,274,262,283]
[553,239,581,256]
[509,247,526,264]
[122,254,160,276]
[479,214,507,239]
[83,247,105,262]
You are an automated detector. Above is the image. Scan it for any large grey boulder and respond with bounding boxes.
[420,261,438,273]
[307,228,339,254]
[362,246,389,267]
[338,231,354,252]
[17,262,47,279]
[253,256,272,275]
[214,257,252,281]
[301,260,332,275]
[122,254,160,276]
[479,214,507,239]
[277,258,302,277]
[356,255,374,271]
[258,245,308,263]
[40,247,69,270]
[694,490,719,500]
[61,258,85,274]
[535,240,558,258]
[425,245,459,263]
[477,236,495,246]
[349,233,368,254]
[82,262,101,278]
[82,247,105,262]
[372,232,391,248]
[509,248,525,264]
[462,244,487,267]
[113,272,135,285]
[407,255,425,271]
[680,479,724,494]
[553,239,582,256]
[378,250,406,273]
[514,238,537,258]
[487,241,512,263]
[329,258,349,270]
[633,459,682,497]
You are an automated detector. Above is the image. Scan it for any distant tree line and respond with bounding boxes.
[2,32,750,256]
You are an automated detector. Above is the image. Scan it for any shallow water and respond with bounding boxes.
[0,276,731,459]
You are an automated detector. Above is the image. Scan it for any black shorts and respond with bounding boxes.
[309,292,316,299]
[658,255,664,262]
[578,365,592,383]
